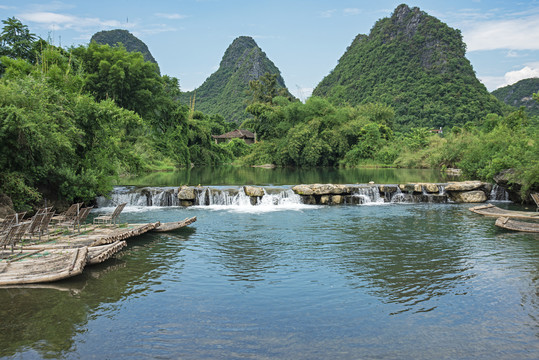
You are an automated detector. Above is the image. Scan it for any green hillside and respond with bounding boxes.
[180,36,291,125]
[313,4,504,130]
[492,78,539,116]
[91,29,159,71]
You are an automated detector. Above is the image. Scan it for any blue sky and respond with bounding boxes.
[2,0,539,100]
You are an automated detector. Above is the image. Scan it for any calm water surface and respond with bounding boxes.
[1,200,539,359]
[119,166,451,186]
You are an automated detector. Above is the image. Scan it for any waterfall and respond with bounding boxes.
[391,187,407,203]
[96,186,179,208]
[351,186,385,205]
[96,183,478,209]
[490,184,509,201]
[97,186,305,210]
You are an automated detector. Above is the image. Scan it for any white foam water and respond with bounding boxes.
[351,186,385,205]
[195,188,315,213]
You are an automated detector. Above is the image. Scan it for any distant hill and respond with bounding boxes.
[492,78,539,116]
[313,4,504,130]
[91,29,159,71]
[181,36,291,125]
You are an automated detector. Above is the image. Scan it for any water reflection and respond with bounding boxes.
[332,206,477,314]
[120,166,451,186]
[0,230,192,358]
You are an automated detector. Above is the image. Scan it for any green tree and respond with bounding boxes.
[0,17,37,62]
[72,42,162,120]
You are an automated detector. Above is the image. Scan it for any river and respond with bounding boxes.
[0,168,537,359]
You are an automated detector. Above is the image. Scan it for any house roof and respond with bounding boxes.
[212,129,255,139]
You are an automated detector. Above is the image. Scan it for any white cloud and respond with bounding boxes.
[135,24,179,36]
[154,13,187,20]
[19,12,77,24]
[506,50,519,58]
[478,75,505,91]
[481,63,539,91]
[464,14,539,51]
[503,65,539,86]
[344,8,361,16]
[18,11,131,32]
[320,9,336,18]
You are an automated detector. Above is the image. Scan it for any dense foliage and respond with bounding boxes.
[492,78,539,116]
[239,79,538,198]
[313,4,505,131]
[179,36,291,125]
[241,95,397,167]
[0,19,235,211]
[393,110,539,197]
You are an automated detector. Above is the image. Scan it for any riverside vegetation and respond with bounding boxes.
[0,3,538,213]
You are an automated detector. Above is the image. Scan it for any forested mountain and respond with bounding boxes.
[180,36,291,125]
[313,4,504,130]
[91,29,159,70]
[492,78,539,116]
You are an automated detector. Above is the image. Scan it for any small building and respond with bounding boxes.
[430,127,443,134]
[212,129,256,144]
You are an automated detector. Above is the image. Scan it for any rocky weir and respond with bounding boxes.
[96,181,508,208]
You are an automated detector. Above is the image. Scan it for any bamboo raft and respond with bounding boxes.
[87,241,127,265]
[495,217,539,233]
[0,247,87,285]
[469,204,539,220]
[1,214,197,285]
[1,222,158,285]
[152,216,197,232]
[22,222,160,250]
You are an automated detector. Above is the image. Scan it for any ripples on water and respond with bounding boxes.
[1,202,539,359]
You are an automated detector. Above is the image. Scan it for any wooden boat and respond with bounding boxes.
[469,204,539,220]
[495,217,539,233]
[152,216,197,232]
[87,240,127,265]
[0,247,87,285]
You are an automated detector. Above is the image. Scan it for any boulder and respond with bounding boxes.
[493,169,514,188]
[493,168,534,203]
[399,184,421,193]
[344,195,361,205]
[445,181,484,192]
[180,200,194,207]
[300,195,317,205]
[320,195,331,205]
[379,185,398,193]
[243,185,264,197]
[447,190,487,203]
[292,184,314,196]
[292,184,349,196]
[423,183,439,193]
[312,184,335,195]
[331,184,350,194]
[178,185,196,200]
[331,195,344,204]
